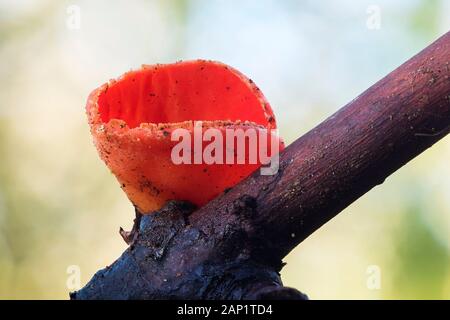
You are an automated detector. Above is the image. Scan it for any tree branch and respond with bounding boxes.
[71,31,450,300]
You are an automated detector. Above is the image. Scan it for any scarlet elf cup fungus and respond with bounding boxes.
[86,60,284,213]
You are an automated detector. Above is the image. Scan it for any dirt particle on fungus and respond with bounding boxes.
[139,179,160,195]
[149,93,156,97]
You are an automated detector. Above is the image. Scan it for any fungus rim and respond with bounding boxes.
[86,60,278,137]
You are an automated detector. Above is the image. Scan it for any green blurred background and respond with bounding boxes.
[0,0,449,299]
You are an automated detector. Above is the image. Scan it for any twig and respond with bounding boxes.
[71,31,450,300]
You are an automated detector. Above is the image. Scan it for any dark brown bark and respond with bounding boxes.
[71,32,450,300]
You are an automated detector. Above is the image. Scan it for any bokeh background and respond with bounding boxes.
[0,0,449,299]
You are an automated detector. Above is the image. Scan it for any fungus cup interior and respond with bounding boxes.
[95,60,276,129]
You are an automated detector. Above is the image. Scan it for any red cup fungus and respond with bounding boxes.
[86,60,284,213]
